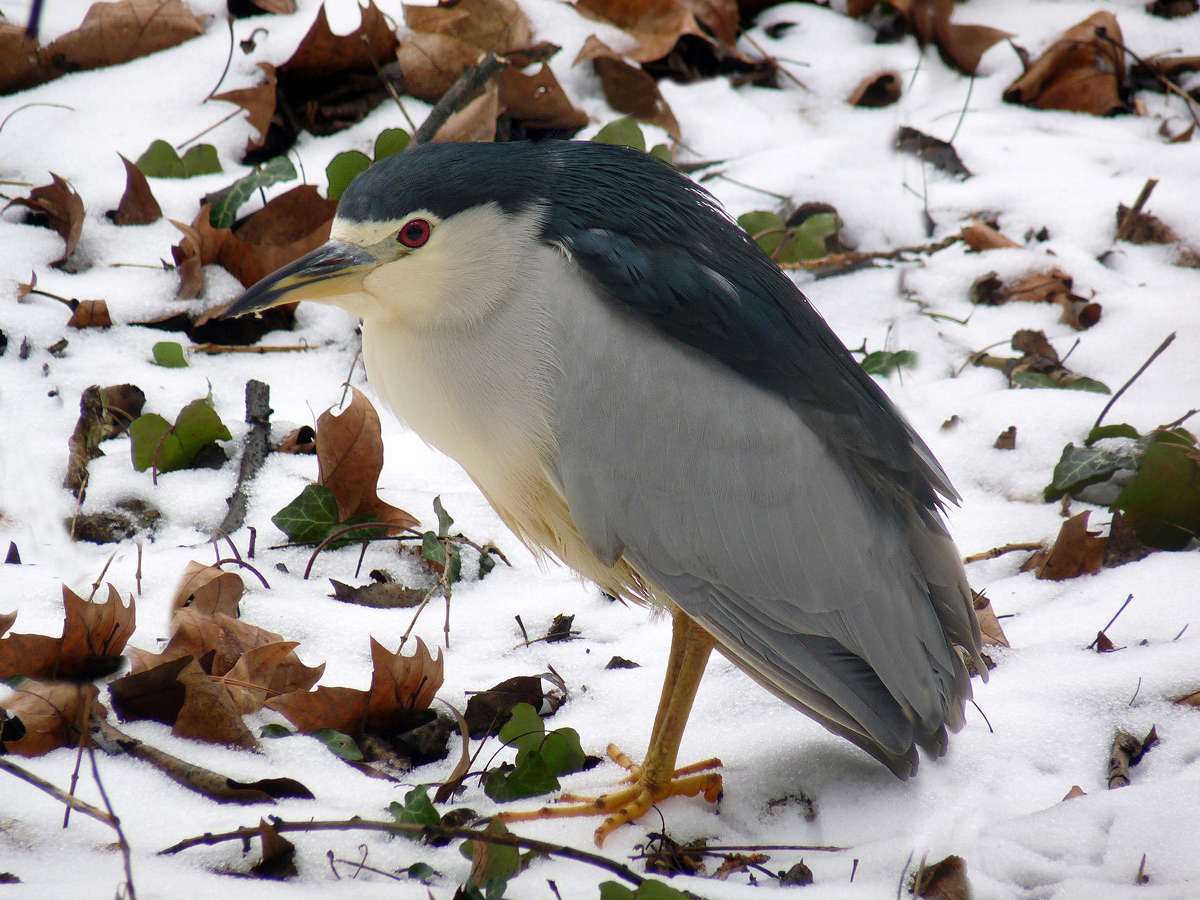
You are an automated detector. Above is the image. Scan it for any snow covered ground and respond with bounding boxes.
[2,1,1199,897]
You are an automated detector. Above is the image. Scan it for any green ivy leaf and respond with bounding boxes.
[259,723,292,738]
[1086,423,1141,445]
[460,820,520,894]
[401,862,439,885]
[649,143,673,163]
[129,397,230,474]
[479,552,496,579]
[136,139,222,178]
[152,341,188,368]
[738,210,788,256]
[592,117,646,152]
[860,349,917,377]
[1113,436,1200,550]
[498,703,585,777]
[484,752,560,801]
[312,727,363,761]
[1045,440,1144,500]
[207,155,298,228]
[272,484,341,544]
[498,703,545,763]
[374,128,410,160]
[1012,372,1111,393]
[433,495,454,537]
[600,881,689,900]
[776,211,840,262]
[326,149,372,201]
[421,531,462,584]
[389,784,441,828]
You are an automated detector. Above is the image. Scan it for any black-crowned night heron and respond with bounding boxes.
[227,140,985,845]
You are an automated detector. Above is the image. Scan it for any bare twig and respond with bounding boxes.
[212,557,271,590]
[410,52,506,146]
[963,541,1046,564]
[216,380,271,537]
[1093,332,1177,430]
[161,817,651,887]
[88,748,137,899]
[1088,594,1135,650]
[0,756,116,828]
[777,233,960,271]
[1115,178,1159,243]
[191,343,318,355]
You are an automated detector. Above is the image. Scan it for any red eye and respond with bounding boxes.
[399,218,431,248]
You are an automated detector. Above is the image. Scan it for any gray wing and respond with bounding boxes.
[546,254,982,777]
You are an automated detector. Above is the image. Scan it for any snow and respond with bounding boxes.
[2,0,1200,897]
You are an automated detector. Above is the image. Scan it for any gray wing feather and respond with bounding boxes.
[548,255,979,775]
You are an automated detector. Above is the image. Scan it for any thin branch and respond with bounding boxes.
[1115,178,1159,243]
[88,748,137,900]
[962,541,1045,564]
[161,817,650,887]
[777,234,960,271]
[1088,594,1135,650]
[215,380,271,538]
[1092,332,1176,430]
[410,52,506,146]
[0,756,117,828]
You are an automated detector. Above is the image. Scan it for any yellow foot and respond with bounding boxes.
[494,744,723,846]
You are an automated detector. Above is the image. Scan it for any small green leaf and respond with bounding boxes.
[136,139,186,178]
[1086,423,1141,445]
[272,484,341,544]
[181,143,222,176]
[498,703,545,763]
[539,726,585,777]
[1012,372,1110,393]
[312,727,363,761]
[129,413,174,472]
[592,117,646,152]
[600,884,638,900]
[389,784,441,828]
[649,143,673,163]
[600,882,688,900]
[207,155,298,228]
[422,530,446,567]
[135,139,222,178]
[401,862,439,884]
[152,341,188,368]
[738,210,788,256]
[326,150,372,201]
[259,723,292,738]
[860,349,917,377]
[776,211,840,262]
[460,821,520,897]
[479,552,497,579]
[1063,376,1111,394]
[484,752,560,801]
[173,397,232,456]
[130,399,226,474]
[1045,440,1144,500]
[374,128,410,160]
[1113,437,1200,550]
[433,495,454,537]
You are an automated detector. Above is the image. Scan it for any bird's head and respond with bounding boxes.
[224,143,560,330]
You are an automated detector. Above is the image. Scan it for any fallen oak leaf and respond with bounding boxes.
[498,63,588,133]
[404,0,531,55]
[848,70,902,107]
[282,0,398,81]
[972,592,1010,647]
[575,0,704,64]
[107,154,162,225]
[396,31,481,103]
[221,641,324,714]
[173,657,259,749]
[172,560,244,617]
[213,63,278,153]
[0,584,134,681]
[915,854,973,900]
[127,609,284,677]
[44,0,205,72]
[1003,12,1130,116]
[581,39,682,140]
[5,174,85,267]
[0,681,101,757]
[1034,511,1106,580]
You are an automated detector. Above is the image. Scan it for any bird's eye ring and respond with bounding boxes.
[398,218,432,248]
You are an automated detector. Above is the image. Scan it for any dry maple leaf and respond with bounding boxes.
[972,592,1010,648]
[433,81,501,143]
[108,154,162,226]
[282,1,398,81]
[0,681,101,757]
[220,641,325,714]
[1036,511,1107,581]
[405,0,531,55]
[44,0,205,72]
[127,609,284,677]
[892,0,1012,76]
[316,387,419,533]
[916,854,972,900]
[499,64,589,132]
[396,32,482,102]
[1004,12,1129,116]
[172,561,244,617]
[6,174,85,267]
[0,584,134,681]
[0,24,52,94]
[588,45,682,140]
[575,0,704,64]
[172,657,259,749]
[66,299,112,329]
[367,637,444,720]
[213,63,278,152]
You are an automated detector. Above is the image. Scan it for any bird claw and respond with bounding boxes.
[494,745,723,846]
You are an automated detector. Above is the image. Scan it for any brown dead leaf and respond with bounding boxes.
[1103,509,1154,568]
[396,32,481,103]
[848,70,902,107]
[238,0,296,13]
[213,63,278,152]
[222,186,338,288]
[891,0,1012,75]
[1062,784,1087,800]
[329,579,427,609]
[316,388,419,532]
[1176,689,1200,707]
[576,0,703,63]
[959,219,1021,251]
[109,655,191,725]
[895,126,970,177]
[1004,12,1129,116]
[972,592,1010,647]
[0,23,53,94]
[107,154,162,225]
[267,684,369,734]
[276,425,316,454]
[66,299,112,329]
[1036,511,1106,580]
[464,674,548,736]
[221,641,324,714]
[0,584,134,681]
[405,0,531,54]
[6,174,85,267]
[367,637,444,723]
[993,426,1017,450]
[499,64,588,132]
[916,854,972,900]
[0,681,100,757]
[251,818,298,879]
[579,37,681,139]
[972,269,1100,330]
[172,561,244,617]
[44,0,205,72]
[282,1,397,81]
[678,0,738,47]
[173,657,258,748]
[432,81,501,143]
[128,608,283,677]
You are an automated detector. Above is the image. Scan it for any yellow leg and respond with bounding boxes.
[496,606,724,845]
